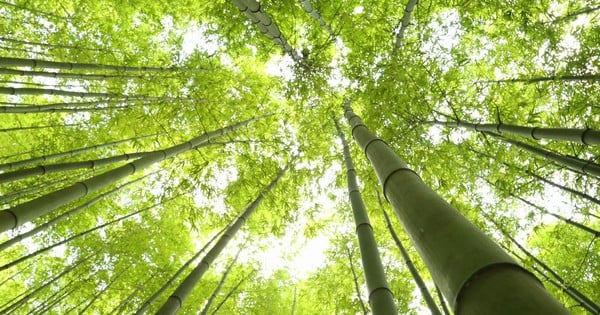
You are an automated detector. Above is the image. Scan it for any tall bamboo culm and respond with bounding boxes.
[344,102,569,315]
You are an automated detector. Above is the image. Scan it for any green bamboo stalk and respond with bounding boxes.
[485,132,600,177]
[135,227,227,314]
[0,56,172,72]
[0,86,127,98]
[483,177,600,236]
[378,192,442,315]
[0,194,179,272]
[0,123,81,132]
[435,285,452,315]
[345,245,368,315]
[392,0,419,57]
[0,253,93,314]
[299,0,335,36]
[210,270,254,315]
[0,132,161,171]
[0,173,155,252]
[231,0,306,67]
[344,102,569,314]
[469,147,600,209]
[78,264,131,314]
[0,67,153,80]
[0,151,149,184]
[0,36,107,52]
[334,117,397,314]
[110,271,161,315]
[200,248,242,315]
[489,217,600,314]
[156,162,290,315]
[482,74,600,84]
[0,115,265,232]
[429,119,600,145]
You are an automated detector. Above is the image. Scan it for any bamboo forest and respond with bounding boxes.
[0,0,599,314]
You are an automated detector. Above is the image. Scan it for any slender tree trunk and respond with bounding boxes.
[484,178,600,236]
[0,56,173,72]
[490,220,600,314]
[428,119,600,145]
[344,102,569,314]
[0,253,93,314]
[156,162,290,315]
[299,0,335,36]
[110,271,161,315]
[0,115,265,232]
[32,285,78,315]
[485,132,600,177]
[291,285,297,315]
[481,74,600,84]
[0,195,179,271]
[0,123,81,133]
[0,36,107,52]
[210,270,254,315]
[435,285,452,315]
[345,245,369,315]
[392,0,419,57]
[231,0,307,67]
[469,147,600,210]
[0,67,155,80]
[78,264,131,314]
[0,97,173,113]
[0,173,154,252]
[551,6,600,24]
[0,151,150,184]
[135,227,228,314]
[0,86,130,98]
[200,248,242,315]
[334,117,397,314]
[378,192,441,315]
[0,132,161,171]
[0,104,135,113]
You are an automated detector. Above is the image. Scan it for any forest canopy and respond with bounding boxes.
[0,0,598,314]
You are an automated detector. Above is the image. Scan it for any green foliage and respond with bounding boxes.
[0,0,598,313]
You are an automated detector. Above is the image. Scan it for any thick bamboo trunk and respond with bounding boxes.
[344,103,569,314]
[380,202,442,315]
[334,118,397,314]
[429,119,600,145]
[0,115,264,232]
[0,56,172,72]
[486,132,600,177]
[135,227,228,314]
[392,0,419,57]
[156,163,290,315]
[200,248,242,315]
